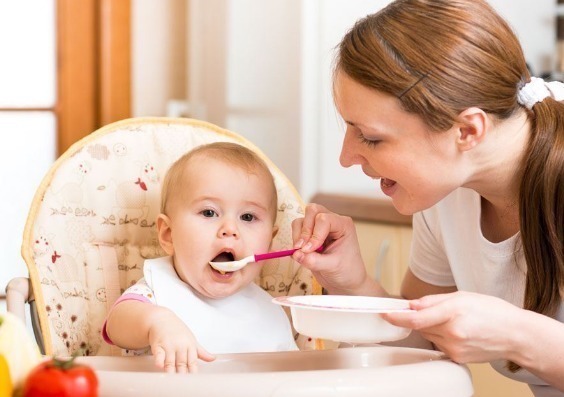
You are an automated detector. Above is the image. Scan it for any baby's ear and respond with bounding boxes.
[271,225,279,239]
[156,214,174,256]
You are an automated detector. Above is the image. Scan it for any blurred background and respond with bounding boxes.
[0,0,558,305]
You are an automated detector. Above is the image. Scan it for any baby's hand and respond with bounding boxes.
[147,308,215,373]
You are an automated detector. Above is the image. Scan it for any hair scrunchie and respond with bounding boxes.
[517,76,564,110]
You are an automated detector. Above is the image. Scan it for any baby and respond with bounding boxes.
[104,142,297,373]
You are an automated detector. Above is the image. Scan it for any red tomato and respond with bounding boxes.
[22,357,98,397]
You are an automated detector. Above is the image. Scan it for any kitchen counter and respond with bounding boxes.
[310,192,412,226]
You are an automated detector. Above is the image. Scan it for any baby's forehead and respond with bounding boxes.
[176,151,277,201]
[179,156,272,194]
[183,155,263,178]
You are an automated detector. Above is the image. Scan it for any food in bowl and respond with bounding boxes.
[273,295,412,344]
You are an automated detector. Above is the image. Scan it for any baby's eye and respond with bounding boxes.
[240,213,255,222]
[201,209,217,217]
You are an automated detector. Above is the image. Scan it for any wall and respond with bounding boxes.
[184,0,303,190]
[131,0,557,201]
[131,0,186,117]
[493,0,556,74]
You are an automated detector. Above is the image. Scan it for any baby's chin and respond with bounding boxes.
[196,281,246,300]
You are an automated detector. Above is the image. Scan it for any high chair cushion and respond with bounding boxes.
[22,117,319,356]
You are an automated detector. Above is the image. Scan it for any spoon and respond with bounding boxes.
[209,246,322,273]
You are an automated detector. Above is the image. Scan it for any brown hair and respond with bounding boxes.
[337,0,563,371]
[161,142,278,221]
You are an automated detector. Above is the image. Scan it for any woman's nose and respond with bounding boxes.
[339,129,360,168]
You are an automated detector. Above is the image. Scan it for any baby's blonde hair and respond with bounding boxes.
[160,142,278,221]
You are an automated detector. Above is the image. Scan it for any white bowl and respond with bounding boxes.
[273,295,412,344]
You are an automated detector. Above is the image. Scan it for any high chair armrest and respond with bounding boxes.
[6,277,31,323]
[5,277,45,354]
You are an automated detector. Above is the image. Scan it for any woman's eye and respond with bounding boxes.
[201,209,217,217]
[347,124,381,147]
[358,133,381,147]
[240,213,255,222]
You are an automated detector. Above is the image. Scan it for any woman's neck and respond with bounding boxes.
[465,111,530,241]
[466,112,528,207]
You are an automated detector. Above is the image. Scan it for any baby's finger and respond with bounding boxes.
[175,349,188,374]
[197,344,216,363]
[187,346,199,374]
[151,345,166,369]
[163,349,177,373]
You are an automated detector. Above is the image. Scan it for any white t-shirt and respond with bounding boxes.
[410,187,563,397]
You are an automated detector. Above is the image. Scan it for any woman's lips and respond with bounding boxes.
[380,178,398,196]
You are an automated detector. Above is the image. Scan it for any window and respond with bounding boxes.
[0,1,57,291]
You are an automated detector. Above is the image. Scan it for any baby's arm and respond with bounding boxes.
[104,282,214,373]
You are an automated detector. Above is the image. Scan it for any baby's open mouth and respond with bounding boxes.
[211,252,235,263]
[210,251,235,275]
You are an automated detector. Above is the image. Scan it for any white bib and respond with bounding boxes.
[144,257,298,354]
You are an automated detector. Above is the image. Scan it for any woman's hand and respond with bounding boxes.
[148,308,215,373]
[291,203,385,296]
[382,291,523,363]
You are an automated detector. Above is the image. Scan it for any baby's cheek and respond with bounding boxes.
[243,263,263,280]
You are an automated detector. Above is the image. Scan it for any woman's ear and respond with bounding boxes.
[456,107,488,151]
[157,214,175,256]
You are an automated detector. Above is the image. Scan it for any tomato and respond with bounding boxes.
[22,357,98,397]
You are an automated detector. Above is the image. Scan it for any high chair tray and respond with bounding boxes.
[77,345,473,397]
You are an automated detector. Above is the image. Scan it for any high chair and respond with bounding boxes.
[7,117,321,357]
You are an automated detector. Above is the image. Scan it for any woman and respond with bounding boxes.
[291,0,564,395]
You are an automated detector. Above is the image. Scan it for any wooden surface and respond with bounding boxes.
[56,0,97,154]
[310,192,412,226]
[98,0,131,126]
[56,0,131,155]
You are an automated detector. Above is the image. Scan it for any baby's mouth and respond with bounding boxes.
[211,252,235,263]
[210,251,236,275]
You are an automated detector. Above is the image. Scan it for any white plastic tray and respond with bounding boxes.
[77,346,473,397]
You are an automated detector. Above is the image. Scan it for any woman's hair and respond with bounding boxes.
[160,142,278,221]
[337,0,563,371]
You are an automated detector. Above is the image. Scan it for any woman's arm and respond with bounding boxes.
[401,269,458,299]
[384,291,564,392]
[511,309,564,391]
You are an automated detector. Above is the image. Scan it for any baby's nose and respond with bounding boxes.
[218,220,239,238]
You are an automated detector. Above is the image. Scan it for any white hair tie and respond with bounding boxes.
[517,77,564,110]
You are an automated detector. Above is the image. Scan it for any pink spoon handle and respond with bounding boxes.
[254,248,297,262]
[254,246,322,262]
